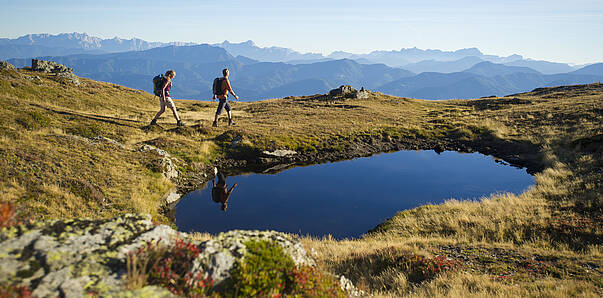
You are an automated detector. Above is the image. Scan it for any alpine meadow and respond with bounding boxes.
[0,1,602,297]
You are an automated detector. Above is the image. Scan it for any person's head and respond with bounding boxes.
[222,68,229,77]
[165,70,176,79]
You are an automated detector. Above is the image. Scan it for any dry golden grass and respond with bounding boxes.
[405,273,601,298]
[1,69,601,296]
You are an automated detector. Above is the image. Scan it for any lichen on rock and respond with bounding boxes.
[0,214,317,296]
[192,230,315,286]
[0,214,174,296]
[31,59,73,74]
[139,144,179,179]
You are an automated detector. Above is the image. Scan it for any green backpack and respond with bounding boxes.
[152,74,164,96]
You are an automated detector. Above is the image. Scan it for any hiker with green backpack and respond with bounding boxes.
[150,70,184,126]
[212,68,239,127]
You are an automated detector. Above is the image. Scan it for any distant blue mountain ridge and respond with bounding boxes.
[4,33,602,100]
[1,32,584,74]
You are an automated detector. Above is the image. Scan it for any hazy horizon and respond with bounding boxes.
[2,32,599,68]
[2,1,602,64]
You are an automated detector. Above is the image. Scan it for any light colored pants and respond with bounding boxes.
[153,96,179,121]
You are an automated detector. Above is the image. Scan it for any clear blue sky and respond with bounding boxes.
[2,0,602,64]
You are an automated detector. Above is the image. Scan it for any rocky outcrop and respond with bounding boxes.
[0,214,177,297]
[31,59,81,86]
[139,144,179,180]
[31,59,73,74]
[329,85,356,96]
[164,191,181,204]
[0,214,316,296]
[193,230,315,285]
[355,87,370,99]
[55,72,81,86]
[328,85,370,99]
[262,149,297,157]
[0,60,16,71]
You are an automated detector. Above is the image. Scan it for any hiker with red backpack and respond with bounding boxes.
[150,70,184,126]
[212,68,239,127]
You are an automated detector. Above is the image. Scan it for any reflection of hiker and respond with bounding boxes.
[212,170,237,211]
[212,68,239,127]
[150,70,184,126]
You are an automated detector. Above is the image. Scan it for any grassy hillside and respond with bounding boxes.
[0,67,601,296]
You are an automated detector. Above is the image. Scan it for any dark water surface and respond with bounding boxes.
[175,150,534,239]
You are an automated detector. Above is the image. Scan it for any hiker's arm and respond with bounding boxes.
[161,80,169,98]
[227,183,238,196]
[226,79,239,100]
[212,178,215,187]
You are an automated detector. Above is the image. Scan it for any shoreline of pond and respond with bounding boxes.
[174,150,535,239]
[175,133,543,193]
[166,135,544,225]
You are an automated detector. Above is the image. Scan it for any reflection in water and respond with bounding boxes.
[211,169,237,211]
[176,151,535,239]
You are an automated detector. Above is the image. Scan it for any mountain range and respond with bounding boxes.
[0,33,196,59]
[1,33,584,74]
[379,62,603,100]
[4,33,602,100]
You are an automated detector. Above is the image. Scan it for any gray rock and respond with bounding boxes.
[0,215,316,295]
[31,59,73,73]
[27,75,43,82]
[139,144,171,158]
[328,85,371,99]
[139,145,178,179]
[161,157,178,179]
[0,214,155,296]
[354,89,370,99]
[117,224,178,259]
[192,230,315,286]
[262,149,297,157]
[164,191,181,204]
[32,268,72,297]
[329,85,356,96]
[56,71,81,86]
[0,60,16,71]
[106,285,177,297]
[93,136,126,149]
[339,275,366,297]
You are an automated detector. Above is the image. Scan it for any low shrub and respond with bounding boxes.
[0,201,21,228]
[15,110,50,131]
[289,265,345,297]
[65,123,104,138]
[0,284,31,298]
[230,240,344,297]
[230,239,295,297]
[338,247,463,287]
[126,239,212,296]
[400,254,462,283]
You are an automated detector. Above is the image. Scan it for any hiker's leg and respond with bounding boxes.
[165,97,180,121]
[225,102,233,123]
[214,100,225,126]
[170,106,180,121]
[217,171,226,184]
[152,98,166,121]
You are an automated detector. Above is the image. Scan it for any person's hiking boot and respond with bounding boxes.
[149,119,157,126]
[212,120,218,127]
[228,119,235,126]
[177,120,185,127]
